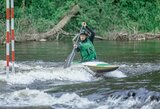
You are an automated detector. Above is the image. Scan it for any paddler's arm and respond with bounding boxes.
[86,26,95,43]
[82,22,95,43]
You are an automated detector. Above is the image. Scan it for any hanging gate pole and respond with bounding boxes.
[11,0,15,73]
[6,0,15,77]
[6,0,10,78]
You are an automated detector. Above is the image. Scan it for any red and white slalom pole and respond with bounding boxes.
[11,0,15,73]
[6,0,10,77]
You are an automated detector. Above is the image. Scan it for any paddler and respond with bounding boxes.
[73,22,97,62]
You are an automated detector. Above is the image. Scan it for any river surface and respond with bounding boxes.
[0,40,160,109]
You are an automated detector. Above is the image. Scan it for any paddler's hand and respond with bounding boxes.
[82,22,87,27]
[73,43,78,48]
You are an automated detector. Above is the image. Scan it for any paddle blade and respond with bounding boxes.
[64,49,76,68]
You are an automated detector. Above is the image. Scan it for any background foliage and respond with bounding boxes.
[0,0,160,39]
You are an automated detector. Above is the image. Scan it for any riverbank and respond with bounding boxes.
[0,0,160,43]
[1,31,160,44]
[107,32,160,41]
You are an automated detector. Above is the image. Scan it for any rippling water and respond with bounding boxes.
[0,40,160,109]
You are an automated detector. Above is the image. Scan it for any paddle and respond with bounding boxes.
[64,26,83,68]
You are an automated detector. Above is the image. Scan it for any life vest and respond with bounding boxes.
[79,39,96,62]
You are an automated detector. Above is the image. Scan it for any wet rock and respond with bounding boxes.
[127,91,136,97]
[108,88,160,103]
[150,95,160,102]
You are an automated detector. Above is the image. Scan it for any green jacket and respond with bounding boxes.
[78,38,96,62]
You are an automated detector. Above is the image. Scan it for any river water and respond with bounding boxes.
[0,40,160,109]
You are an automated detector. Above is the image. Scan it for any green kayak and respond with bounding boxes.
[74,61,119,73]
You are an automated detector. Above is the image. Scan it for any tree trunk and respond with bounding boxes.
[19,5,80,42]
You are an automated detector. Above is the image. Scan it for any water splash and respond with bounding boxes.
[104,70,127,78]
[101,88,160,109]
[0,62,96,85]
[118,62,160,76]
[0,88,160,109]
[0,89,95,108]
[0,89,54,106]
[52,93,95,109]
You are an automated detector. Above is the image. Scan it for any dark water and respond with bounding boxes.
[0,40,160,109]
[1,40,160,62]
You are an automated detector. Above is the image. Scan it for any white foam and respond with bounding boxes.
[0,60,19,69]
[0,89,54,106]
[0,89,96,108]
[95,96,160,109]
[0,60,6,69]
[141,101,160,109]
[53,93,96,108]
[0,88,159,108]
[0,64,95,84]
[119,64,128,67]
[104,70,127,78]
[96,97,140,109]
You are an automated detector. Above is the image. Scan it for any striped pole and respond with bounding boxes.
[6,0,10,78]
[11,0,15,73]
